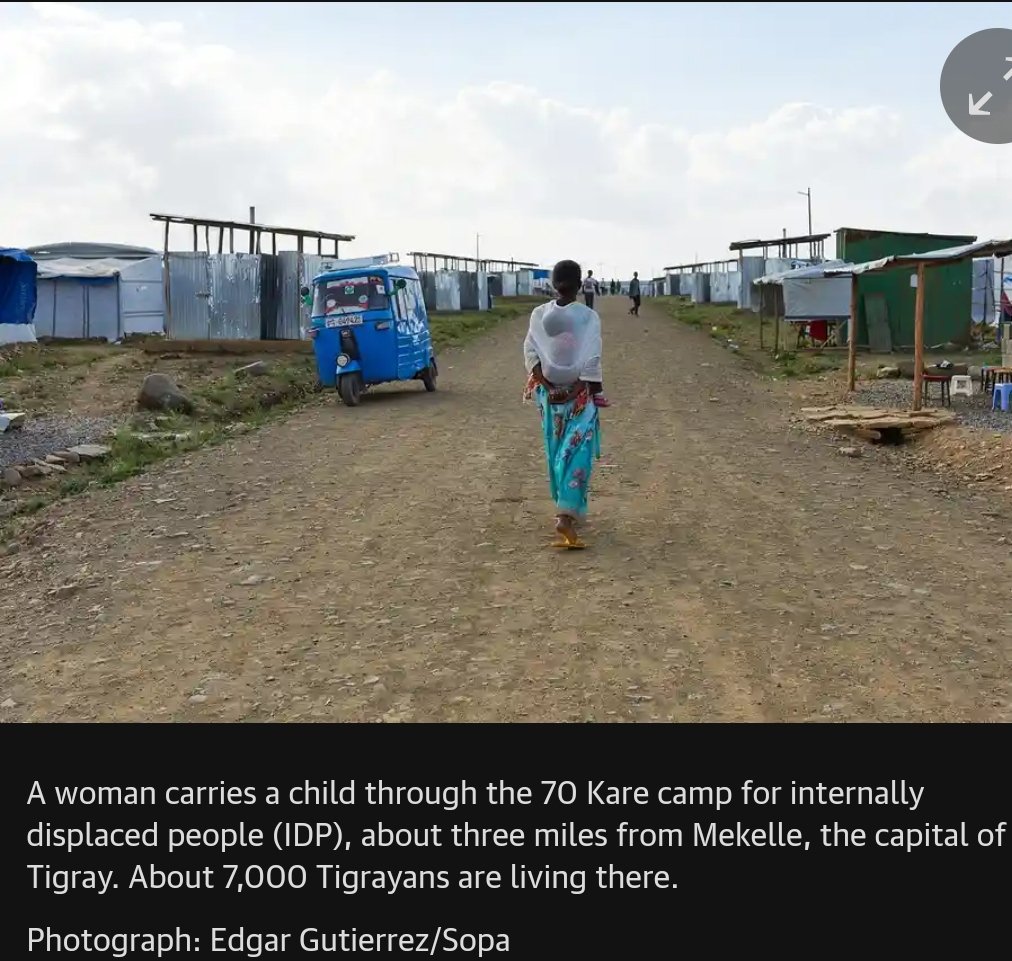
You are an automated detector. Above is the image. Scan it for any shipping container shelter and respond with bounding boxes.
[152,212,356,340]
[835,228,976,348]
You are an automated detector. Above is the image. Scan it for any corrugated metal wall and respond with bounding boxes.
[119,257,165,335]
[167,253,211,339]
[208,254,262,339]
[35,278,121,340]
[168,252,314,341]
[836,229,975,348]
[738,257,766,311]
[971,257,994,324]
[435,271,461,311]
[458,272,488,311]
[690,273,710,303]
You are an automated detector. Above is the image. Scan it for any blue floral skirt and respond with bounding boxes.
[535,384,602,518]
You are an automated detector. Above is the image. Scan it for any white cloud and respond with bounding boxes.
[2,2,1010,275]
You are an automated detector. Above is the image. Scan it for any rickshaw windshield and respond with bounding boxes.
[313,275,389,316]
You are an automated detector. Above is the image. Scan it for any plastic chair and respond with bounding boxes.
[992,383,1012,412]
[949,375,973,398]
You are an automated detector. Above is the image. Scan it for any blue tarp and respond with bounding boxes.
[0,248,38,326]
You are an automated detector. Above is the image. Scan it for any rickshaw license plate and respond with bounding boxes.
[325,315,363,328]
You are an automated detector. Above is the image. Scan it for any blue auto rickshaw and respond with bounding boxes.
[303,265,437,407]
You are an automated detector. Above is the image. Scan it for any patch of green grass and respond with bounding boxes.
[0,344,108,379]
[429,303,527,350]
[58,475,91,496]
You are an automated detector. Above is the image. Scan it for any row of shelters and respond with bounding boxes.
[0,213,559,345]
[667,227,1012,352]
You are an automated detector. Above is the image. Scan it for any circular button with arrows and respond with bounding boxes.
[940,28,1012,144]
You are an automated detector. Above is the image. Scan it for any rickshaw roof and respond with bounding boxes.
[313,264,419,284]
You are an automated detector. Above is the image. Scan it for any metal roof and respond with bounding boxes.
[34,257,142,279]
[824,239,1012,276]
[663,258,738,272]
[754,259,851,285]
[26,241,157,261]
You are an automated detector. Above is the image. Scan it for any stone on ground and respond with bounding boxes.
[137,373,195,414]
[0,412,27,432]
[235,361,269,378]
[68,444,111,462]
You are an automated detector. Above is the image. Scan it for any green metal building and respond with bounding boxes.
[835,228,976,350]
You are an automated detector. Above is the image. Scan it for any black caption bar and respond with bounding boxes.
[5,725,1008,955]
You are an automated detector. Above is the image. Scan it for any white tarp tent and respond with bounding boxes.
[783,276,852,319]
[753,260,852,320]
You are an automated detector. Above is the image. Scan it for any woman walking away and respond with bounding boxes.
[628,272,641,315]
[582,270,598,309]
[524,260,609,549]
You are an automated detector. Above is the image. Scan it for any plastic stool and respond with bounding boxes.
[949,375,973,398]
[992,382,1012,412]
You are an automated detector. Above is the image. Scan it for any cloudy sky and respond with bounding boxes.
[1,1,1010,277]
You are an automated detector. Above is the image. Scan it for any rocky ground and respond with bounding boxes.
[856,378,1012,433]
[0,298,1009,721]
[0,415,121,471]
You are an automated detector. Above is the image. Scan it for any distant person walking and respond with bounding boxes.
[582,270,599,309]
[628,272,641,316]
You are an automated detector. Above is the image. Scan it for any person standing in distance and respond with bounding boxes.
[582,270,599,309]
[628,272,641,316]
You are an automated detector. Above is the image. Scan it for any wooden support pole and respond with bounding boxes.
[334,239,339,256]
[317,237,322,255]
[847,274,858,392]
[192,224,198,252]
[297,234,304,254]
[229,228,234,254]
[204,225,210,253]
[272,233,277,255]
[912,263,926,411]
[758,290,764,350]
[217,228,224,254]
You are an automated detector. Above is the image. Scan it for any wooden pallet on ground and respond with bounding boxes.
[800,405,954,443]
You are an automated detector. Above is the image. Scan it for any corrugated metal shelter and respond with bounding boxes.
[835,228,976,349]
[825,238,1012,407]
[33,255,165,340]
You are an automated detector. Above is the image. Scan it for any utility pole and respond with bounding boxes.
[476,233,480,267]
[797,187,812,235]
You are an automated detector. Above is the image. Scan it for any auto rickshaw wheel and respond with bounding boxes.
[338,372,363,407]
[421,362,437,392]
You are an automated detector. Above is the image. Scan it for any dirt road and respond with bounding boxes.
[1,297,1009,721]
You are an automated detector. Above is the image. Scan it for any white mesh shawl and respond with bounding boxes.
[523,301,603,386]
